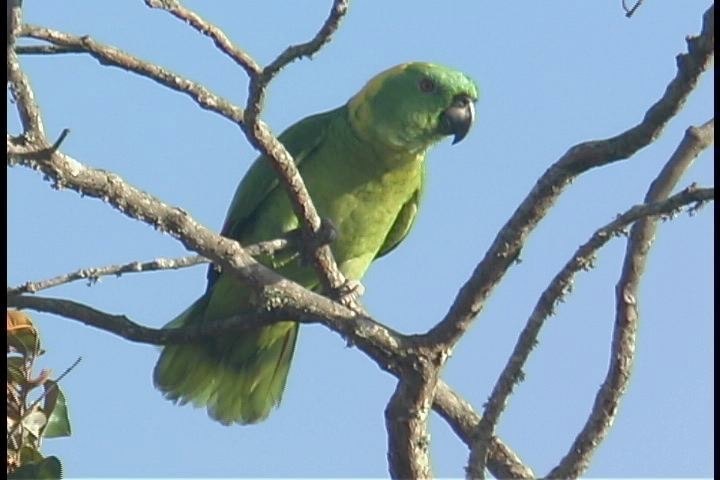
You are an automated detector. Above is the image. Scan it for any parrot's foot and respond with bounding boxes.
[335,279,365,306]
[295,217,339,266]
[314,217,339,246]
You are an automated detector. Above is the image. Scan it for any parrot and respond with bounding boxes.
[153,61,478,425]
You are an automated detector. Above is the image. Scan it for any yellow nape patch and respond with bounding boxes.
[348,63,410,110]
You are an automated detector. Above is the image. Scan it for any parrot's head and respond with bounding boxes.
[348,62,478,154]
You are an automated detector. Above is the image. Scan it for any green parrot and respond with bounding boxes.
[153,62,478,425]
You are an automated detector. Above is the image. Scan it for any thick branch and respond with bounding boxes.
[546,118,715,478]
[385,367,438,479]
[425,4,714,351]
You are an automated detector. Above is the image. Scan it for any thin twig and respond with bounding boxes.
[7,238,290,295]
[622,0,645,18]
[16,44,86,55]
[144,0,261,77]
[546,118,714,478]
[19,25,246,126]
[245,0,350,123]
[7,357,82,441]
[6,128,70,161]
[9,255,209,295]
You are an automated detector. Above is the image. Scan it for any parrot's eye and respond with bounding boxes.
[418,77,436,93]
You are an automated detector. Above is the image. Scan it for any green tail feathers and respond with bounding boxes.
[153,295,299,425]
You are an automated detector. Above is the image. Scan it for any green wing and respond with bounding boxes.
[374,162,426,259]
[220,106,344,240]
[207,106,343,285]
[157,106,343,425]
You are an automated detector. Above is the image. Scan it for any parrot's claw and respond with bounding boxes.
[335,279,365,305]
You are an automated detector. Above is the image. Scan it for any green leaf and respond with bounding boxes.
[36,456,63,479]
[18,445,44,465]
[7,355,28,384]
[21,408,47,438]
[9,456,62,480]
[43,382,72,438]
[42,380,59,420]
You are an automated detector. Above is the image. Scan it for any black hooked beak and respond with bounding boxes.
[439,94,475,144]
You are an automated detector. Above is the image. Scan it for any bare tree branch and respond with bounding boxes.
[15,44,85,55]
[7,290,532,478]
[8,255,209,295]
[424,3,714,352]
[6,238,292,295]
[144,0,261,76]
[8,24,45,137]
[433,382,536,479]
[7,139,257,276]
[6,290,410,375]
[19,25,246,126]
[386,370,437,479]
[546,118,715,478]
[245,0,350,123]
[7,294,292,345]
[466,185,714,478]
[240,0,353,307]
[6,0,23,82]
[622,0,645,18]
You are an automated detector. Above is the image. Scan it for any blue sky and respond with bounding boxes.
[8,1,713,478]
